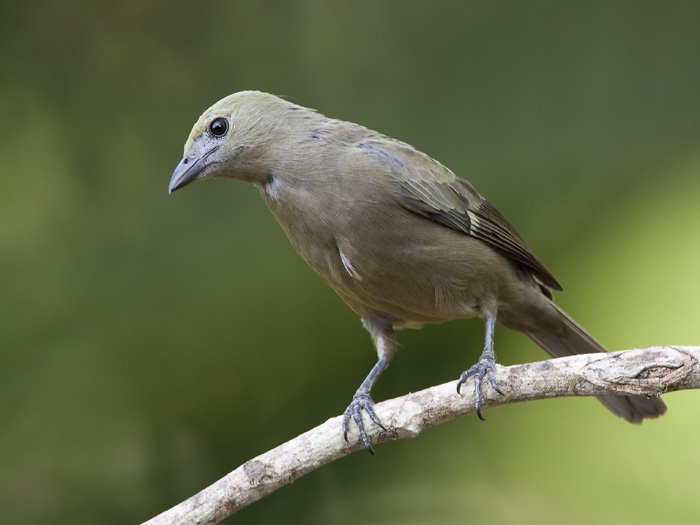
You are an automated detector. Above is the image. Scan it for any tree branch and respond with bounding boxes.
[142,345,699,525]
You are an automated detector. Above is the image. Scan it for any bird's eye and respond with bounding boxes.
[209,117,229,137]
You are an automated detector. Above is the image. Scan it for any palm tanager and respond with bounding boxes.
[169,91,666,454]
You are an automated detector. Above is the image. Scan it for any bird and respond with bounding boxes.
[169,91,666,454]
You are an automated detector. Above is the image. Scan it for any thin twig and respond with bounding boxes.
[142,345,699,525]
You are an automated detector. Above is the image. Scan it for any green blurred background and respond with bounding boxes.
[3,2,699,524]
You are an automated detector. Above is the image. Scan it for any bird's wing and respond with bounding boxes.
[357,139,562,291]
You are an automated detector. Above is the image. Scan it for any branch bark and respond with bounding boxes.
[142,345,699,525]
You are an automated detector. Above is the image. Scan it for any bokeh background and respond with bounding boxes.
[3,2,699,524]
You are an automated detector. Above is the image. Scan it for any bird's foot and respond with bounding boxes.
[456,352,504,421]
[342,391,386,455]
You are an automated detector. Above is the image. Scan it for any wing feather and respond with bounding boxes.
[358,139,562,291]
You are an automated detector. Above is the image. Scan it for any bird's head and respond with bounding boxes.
[169,91,298,193]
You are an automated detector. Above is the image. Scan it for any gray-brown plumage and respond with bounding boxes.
[169,91,666,454]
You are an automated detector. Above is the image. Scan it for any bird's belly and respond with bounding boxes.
[321,231,515,325]
[267,196,520,325]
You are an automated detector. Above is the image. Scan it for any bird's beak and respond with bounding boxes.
[168,145,220,194]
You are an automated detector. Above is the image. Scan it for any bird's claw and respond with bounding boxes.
[456,352,503,420]
[342,392,386,455]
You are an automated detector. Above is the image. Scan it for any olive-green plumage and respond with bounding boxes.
[170,91,666,453]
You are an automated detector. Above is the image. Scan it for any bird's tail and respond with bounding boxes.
[523,302,666,423]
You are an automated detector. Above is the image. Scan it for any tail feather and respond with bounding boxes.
[524,303,666,423]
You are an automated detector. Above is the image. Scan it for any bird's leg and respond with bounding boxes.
[342,358,389,454]
[342,319,396,455]
[456,314,503,420]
